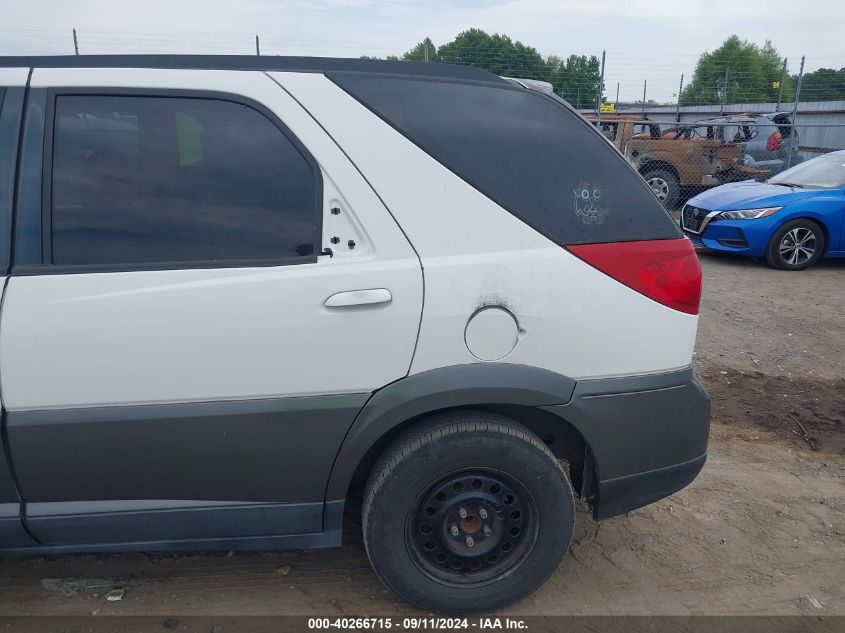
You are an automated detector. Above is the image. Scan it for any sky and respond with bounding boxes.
[1,0,843,102]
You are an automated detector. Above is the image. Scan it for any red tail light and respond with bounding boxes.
[567,238,702,315]
[767,131,782,151]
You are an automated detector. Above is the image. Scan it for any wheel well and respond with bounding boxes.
[344,405,594,508]
[638,160,678,181]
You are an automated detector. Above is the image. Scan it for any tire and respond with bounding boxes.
[641,167,680,208]
[765,219,825,270]
[362,411,575,614]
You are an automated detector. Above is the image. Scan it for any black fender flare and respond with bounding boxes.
[323,363,576,500]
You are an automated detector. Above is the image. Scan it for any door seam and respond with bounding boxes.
[1,280,42,543]
[1,68,42,544]
[263,71,426,379]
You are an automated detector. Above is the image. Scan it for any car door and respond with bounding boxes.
[0,68,423,547]
[0,69,39,548]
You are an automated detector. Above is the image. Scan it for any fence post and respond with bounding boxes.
[642,79,647,117]
[785,55,805,169]
[595,50,606,117]
[72,28,79,55]
[676,74,684,122]
[776,57,787,110]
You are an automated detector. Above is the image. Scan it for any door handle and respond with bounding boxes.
[325,288,392,308]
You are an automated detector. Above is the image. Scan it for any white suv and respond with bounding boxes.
[0,55,709,613]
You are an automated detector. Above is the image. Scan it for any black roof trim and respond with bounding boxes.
[0,54,507,85]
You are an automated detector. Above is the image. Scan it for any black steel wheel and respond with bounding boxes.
[407,469,538,586]
[362,411,575,614]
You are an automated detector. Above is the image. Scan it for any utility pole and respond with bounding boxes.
[676,73,684,122]
[72,28,79,55]
[615,81,619,105]
[576,87,581,110]
[785,55,805,169]
[776,57,787,110]
[720,67,731,115]
[255,35,260,56]
[594,50,606,116]
[642,79,647,116]
[424,40,429,63]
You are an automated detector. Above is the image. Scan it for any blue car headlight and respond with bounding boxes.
[719,206,783,220]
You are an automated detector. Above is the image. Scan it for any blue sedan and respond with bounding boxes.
[681,150,845,270]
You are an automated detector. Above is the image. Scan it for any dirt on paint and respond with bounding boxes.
[0,254,842,620]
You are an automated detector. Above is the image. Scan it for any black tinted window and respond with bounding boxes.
[332,75,680,244]
[51,95,318,266]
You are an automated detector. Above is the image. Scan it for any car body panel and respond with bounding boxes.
[0,57,707,556]
[1,67,424,544]
[4,68,424,409]
[276,72,699,381]
[689,180,821,210]
[683,180,845,258]
[9,394,366,544]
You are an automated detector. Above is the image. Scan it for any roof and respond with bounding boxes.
[0,54,508,85]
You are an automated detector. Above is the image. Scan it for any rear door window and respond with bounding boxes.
[330,75,679,245]
[49,94,321,267]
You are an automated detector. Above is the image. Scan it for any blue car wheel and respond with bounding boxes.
[765,218,826,270]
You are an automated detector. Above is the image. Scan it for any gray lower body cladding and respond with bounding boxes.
[542,367,710,520]
[0,364,707,552]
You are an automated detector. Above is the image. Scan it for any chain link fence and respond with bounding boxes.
[583,116,845,208]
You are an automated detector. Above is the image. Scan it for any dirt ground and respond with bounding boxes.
[0,254,842,619]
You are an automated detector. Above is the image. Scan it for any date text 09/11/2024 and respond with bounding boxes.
[307,617,528,630]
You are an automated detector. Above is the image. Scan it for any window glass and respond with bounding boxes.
[332,75,679,244]
[51,95,318,266]
[768,154,845,189]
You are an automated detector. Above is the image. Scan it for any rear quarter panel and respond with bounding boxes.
[276,73,699,381]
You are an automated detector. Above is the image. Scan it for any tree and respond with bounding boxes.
[389,29,601,108]
[681,36,792,106]
[797,67,845,101]
[399,37,438,63]
[435,29,547,80]
[545,54,602,108]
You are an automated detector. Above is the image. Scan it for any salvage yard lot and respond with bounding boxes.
[0,255,842,617]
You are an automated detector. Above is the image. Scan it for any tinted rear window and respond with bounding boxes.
[331,75,680,244]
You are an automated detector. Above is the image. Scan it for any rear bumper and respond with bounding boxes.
[542,367,710,520]
[594,452,706,519]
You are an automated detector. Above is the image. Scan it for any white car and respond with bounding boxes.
[0,55,709,613]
